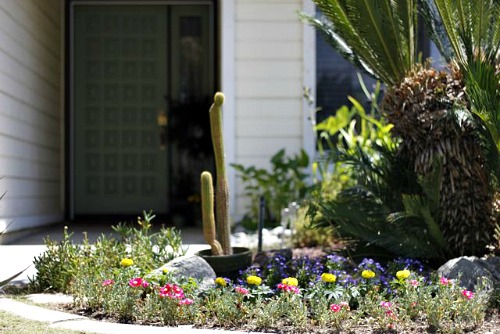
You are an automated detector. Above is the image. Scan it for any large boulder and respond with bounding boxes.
[151,255,216,290]
[437,256,500,291]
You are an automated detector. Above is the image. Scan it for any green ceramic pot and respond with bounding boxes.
[197,247,253,280]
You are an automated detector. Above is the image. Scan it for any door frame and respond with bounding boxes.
[65,0,218,220]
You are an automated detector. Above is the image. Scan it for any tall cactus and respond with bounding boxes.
[201,92,233,255]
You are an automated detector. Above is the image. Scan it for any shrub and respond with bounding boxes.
[232,149,312,228]
[30,211,184,294]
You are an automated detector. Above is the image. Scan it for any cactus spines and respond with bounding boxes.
[200,92,232,255]
[201,171,223,255]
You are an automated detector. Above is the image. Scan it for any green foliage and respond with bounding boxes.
[29,211,184,294]
[306,84,450,260]
[300,0,419,85]
[232,148,312,227]
[292,207,340,249]
[112,211,184,272]
[30,226,81,293]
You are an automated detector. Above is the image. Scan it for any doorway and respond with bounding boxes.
[71,2,215,225]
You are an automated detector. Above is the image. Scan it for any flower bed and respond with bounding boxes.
[27,217,498,333]
[67,253,492,333]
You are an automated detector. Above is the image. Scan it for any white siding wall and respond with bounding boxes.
[232,0,311,218]
[0,0,63,232]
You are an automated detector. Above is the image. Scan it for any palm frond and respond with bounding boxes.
[320,187,446,259]
[301,0,419,85]
[298,13,376,78]
[418,0,454,61]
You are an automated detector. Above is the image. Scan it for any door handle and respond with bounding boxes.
[157,110,168,150]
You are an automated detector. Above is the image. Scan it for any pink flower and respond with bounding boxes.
[330,304,341,312]
[141,280,149,288]
[178,298,194,305]
[277,283,300,294]
[339,301,350,310]
[102,279,114,287]
[129,277,144,288]
[159,283,185,299]
[380,301,392,309]
[440,277,450,285]
[462,289,474,300]
[234,286,249,295]
[409,279,419,287]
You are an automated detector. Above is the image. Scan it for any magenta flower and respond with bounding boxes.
[330,304,341,312]
[409,279,419,287]
[159,283,185,299]
[234,286,249,295]
[178,298,194,306]
[439,277,450,285]
[129,277,144,288]
[102,279,114,287]
[380,301,392,309]
[141,280,149,288]
[339,301,350,310]
[277,283,300,294]
[462,289,474,300]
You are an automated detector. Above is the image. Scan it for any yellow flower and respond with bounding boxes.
[321,273,336,283]
[246,275,262,286]
[215,277,227,287]
[162,268,169,274]
[282,277,298,286]
[361,270,375,279]
[396,269,411,280]
[120,258,134,267]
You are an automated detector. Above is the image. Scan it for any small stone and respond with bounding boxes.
[151,255,216,290]
[437,256,500,291]
[271,226,285,236]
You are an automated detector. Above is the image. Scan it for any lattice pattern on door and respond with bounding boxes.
[74,6,167,214]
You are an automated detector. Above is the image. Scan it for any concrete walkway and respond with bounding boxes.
[0,222,266,334]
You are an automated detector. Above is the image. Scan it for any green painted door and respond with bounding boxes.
[73,4,214,217]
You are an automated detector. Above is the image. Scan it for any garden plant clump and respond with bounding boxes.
[27,223,498,333]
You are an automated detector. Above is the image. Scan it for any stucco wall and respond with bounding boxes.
[0,0,63,232]
[232,0,313,218]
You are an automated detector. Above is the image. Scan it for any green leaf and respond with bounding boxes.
[0,266,30,288]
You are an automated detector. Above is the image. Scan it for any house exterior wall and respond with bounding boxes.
[0,0,313,231]
[229,0,315,218]
[0,0,63,232]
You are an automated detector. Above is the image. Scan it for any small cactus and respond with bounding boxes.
[201,171,223,255]
[201,92,233,255]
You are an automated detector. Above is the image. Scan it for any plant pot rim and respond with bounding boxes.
[197,246,252,258]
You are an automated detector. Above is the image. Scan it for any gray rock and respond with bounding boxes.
[150,255,216,290]
[437,256,500,291]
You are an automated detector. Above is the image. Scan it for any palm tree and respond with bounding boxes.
[302,0,496,256]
